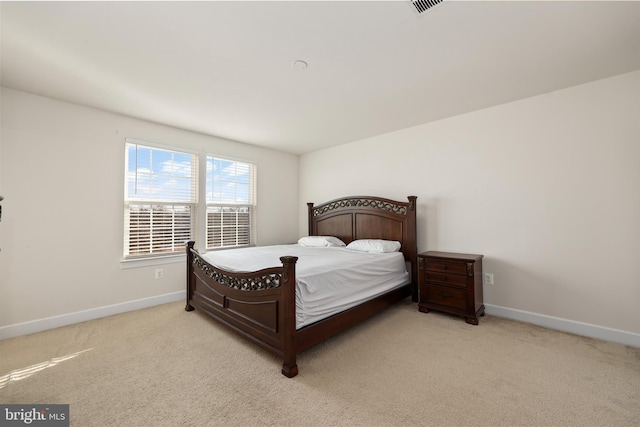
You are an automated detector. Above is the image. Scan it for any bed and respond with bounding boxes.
[185,195,417,377]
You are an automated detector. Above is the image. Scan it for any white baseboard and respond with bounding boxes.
[3,296,638,348]
[0,291,184,340]
[485,304,640,348]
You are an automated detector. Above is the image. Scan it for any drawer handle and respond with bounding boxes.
[440,293,453,299]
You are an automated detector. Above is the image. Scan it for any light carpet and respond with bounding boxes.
[1,300,639,426]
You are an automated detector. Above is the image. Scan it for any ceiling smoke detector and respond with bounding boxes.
[408,0,445,15]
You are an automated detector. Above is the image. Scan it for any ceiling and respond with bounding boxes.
[2,1,640,155]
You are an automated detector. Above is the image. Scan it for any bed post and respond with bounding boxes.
[185,241,195,312]
[280,255,299,378]
[307,202,315,236]
[407,196,418,302]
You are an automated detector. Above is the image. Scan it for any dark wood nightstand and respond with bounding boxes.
[418,251,485,325]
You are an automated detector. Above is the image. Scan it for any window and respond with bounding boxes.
[206,157,256,249]
[123,140,257,260]
[124,141,198,259]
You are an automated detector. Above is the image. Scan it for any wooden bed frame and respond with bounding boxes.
[185,195,417,377]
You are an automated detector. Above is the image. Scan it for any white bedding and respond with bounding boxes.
[201,244,409,329]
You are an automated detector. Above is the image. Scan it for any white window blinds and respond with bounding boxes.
[124,141,198,258]
[206,157,256,249]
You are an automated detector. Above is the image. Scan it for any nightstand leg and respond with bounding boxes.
[465,306,485,325]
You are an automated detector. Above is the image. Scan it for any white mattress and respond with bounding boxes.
[201,244,409,329]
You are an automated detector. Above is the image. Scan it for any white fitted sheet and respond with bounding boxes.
[201,244,409,329]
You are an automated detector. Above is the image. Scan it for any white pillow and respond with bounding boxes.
[297,236,346,247]
[346,239,401,253]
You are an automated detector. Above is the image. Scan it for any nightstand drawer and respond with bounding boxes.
[424,284,468,311]
[425,271,467,288]
[425,260,467,275]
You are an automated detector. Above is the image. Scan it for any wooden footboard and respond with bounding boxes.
[186,241,300,377]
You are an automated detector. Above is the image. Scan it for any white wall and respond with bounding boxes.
[300,70,640,342]
[0,88,299,334]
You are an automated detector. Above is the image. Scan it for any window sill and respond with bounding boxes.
[120,254,185,269]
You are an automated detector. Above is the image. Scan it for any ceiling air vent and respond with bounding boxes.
[408,0,445,15]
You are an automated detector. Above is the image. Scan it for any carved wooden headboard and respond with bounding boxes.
[307,195,418,298]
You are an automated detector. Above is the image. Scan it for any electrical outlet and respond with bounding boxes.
[483,272,494,286]
[155,268,164,279]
